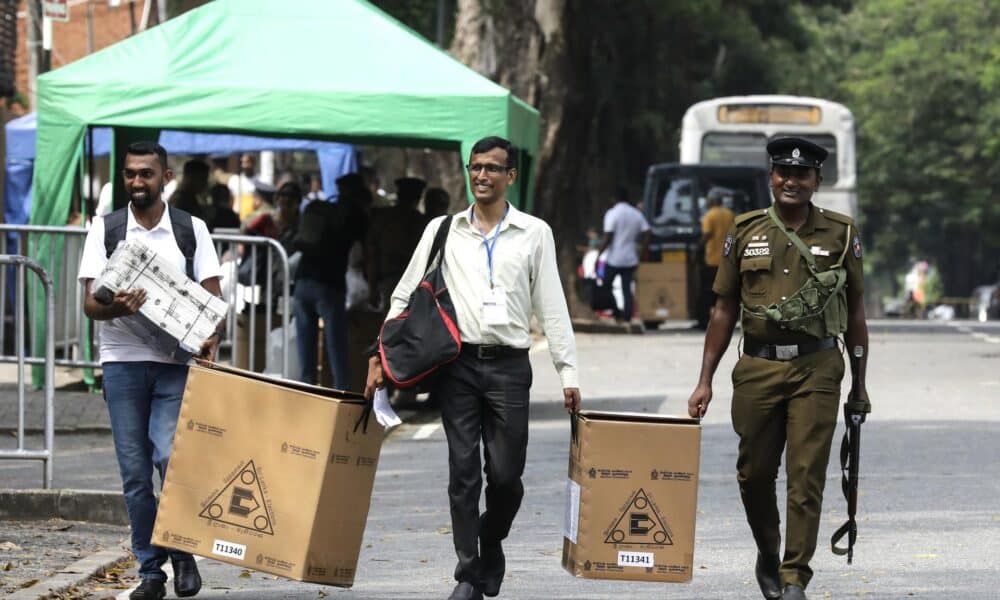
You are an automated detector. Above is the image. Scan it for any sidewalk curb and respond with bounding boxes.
[6,549,131,600]
[571,318,645,334]
[0,489,127,525]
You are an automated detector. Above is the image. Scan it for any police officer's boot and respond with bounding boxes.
[755,552,782,599]
[782,584,807,600]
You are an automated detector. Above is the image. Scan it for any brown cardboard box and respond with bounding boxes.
[153,362,384,587]
[636,262,688,320]
[562,411,701,583]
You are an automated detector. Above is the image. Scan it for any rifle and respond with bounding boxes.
[831,400,868,564]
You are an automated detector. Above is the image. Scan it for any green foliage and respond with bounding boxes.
[794,0,1000,293]
[370,0,455,47]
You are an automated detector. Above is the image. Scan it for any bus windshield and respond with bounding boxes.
[701,131,839,185]
[701,132,768,168]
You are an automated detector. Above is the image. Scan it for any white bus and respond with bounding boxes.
[679,95,858,218]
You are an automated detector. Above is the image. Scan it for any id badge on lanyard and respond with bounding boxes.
[482,285,510,325]
[475,205,511,326]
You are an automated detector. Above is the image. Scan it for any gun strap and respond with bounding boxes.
[831,416,861,563]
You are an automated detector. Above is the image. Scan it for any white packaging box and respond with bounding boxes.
[93,239,228,361]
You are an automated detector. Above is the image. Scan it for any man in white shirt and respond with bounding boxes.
[364,136,581,600]
[78,142,222,600]
[598,186,651,323]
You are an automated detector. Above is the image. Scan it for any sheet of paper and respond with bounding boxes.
[373,387,402,429]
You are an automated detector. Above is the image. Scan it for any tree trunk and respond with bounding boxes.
[450,0,624,316]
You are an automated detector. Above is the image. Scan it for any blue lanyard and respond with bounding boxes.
[471,204,509,289]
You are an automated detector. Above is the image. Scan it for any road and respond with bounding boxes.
[3,320,999,598]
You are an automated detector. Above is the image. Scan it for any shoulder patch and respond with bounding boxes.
[852,234,862,258]
[723,233,734,257]
[734,208,768,227]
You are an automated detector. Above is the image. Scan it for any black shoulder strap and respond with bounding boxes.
[168,205,197,281]
[103,207,129,259]
[424,214,453,273]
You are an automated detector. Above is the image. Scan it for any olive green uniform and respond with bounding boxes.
[713,203,863,589]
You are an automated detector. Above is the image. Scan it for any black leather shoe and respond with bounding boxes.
[480,540,505,597]
[755,552,782,599]
[447,581,483,600]
[129,579,166,600]
[782,584,807,600]
[171,557,202,597]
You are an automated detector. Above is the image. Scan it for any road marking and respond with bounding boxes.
[412,423,440,440]
[972,332,1000,343]
[116,556,204,599]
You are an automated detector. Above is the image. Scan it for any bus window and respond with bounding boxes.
[653,178,695,226]
[701,132,769,168]
[773,133,838,185]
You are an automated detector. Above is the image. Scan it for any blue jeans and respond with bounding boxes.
[293,278,350,388]
[102,361,192,582]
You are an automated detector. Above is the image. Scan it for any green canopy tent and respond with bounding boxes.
[28,0,540,385]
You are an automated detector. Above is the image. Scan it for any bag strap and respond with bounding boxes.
[424,214,454,273]
[103,207,129,259]
[766,207,817,272]
[168,205,198,281]
[766,207,852,274]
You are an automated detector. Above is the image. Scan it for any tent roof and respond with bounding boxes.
[35,0,539,150]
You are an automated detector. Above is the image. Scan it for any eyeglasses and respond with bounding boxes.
[466,163,510,175]
[122,168,158,180]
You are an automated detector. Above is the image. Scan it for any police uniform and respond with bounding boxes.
[713,138,864,593]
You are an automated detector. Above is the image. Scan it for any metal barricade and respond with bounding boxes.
[0,224,291,378]
[0,224,90,369]
[0,255,55,488]
[210,233,291,377]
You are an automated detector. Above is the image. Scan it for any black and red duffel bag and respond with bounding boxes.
[378,215,461,387]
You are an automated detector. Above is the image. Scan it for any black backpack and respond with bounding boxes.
[103,205,197,281]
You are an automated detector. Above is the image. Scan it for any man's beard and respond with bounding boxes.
[130,190,159,209]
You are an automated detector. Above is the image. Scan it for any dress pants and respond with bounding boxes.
[603,264,636,321]
[730,347,844,589]
[434,349,532,585]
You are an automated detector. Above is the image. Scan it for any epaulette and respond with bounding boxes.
[818,207,855,227]
[734,208,767,227]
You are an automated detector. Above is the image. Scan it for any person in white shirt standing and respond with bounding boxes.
[78,142,222,600]
[364,136,581,600]
[598,186,651,323]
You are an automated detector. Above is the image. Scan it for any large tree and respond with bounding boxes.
[784,0,1000,296]
[440,0,846,312]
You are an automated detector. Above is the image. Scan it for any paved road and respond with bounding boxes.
[4,320,1000,598]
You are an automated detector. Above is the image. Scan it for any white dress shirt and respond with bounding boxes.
[78,203,222,364]
[387,203,579,389]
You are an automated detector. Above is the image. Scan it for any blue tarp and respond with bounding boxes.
[3,112,357,231]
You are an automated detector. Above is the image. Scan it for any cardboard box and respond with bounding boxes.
[562,411,701,583]
[93,239,227,361]
[153,362,384,587]
[636,262,688,321]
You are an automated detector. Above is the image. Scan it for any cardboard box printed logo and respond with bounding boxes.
[199,459,275,536]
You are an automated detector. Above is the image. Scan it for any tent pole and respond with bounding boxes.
[87,127,95,218]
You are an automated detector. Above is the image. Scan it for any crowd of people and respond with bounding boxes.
[155,151,454,391]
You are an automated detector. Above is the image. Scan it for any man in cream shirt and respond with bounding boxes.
[366,136,580,600]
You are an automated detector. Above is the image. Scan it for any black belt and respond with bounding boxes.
[461,344,529,360]
[743,337,837,361]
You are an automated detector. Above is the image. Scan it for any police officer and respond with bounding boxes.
[686,137,870,600]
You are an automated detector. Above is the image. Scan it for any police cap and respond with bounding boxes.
[766,137,828,169]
